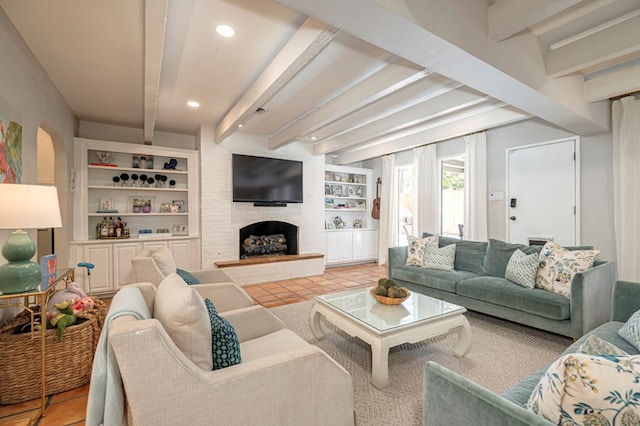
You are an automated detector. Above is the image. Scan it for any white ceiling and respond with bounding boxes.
[2,0,639,164]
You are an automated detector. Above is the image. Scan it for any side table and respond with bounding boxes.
[0,268,75,417]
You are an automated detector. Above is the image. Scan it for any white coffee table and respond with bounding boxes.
[310,287,471,389]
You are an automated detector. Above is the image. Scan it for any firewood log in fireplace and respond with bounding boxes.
[242,234,287,256]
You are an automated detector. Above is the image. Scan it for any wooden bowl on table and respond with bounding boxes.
[370,288,411,305]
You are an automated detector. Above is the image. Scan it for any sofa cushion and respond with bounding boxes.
[390,265,477,294]
[535,241,600,297]
[423,233,488,275]
[151,246,177,277]
[456,276,570,320]
[154,273,213,370]
[618,309,640,351]
[504,249,539,289]
[422,244,456,271]
[483,239,541,278]
[527,353,640,425]
[406,235,438,266]
[205,298,241,370]
[240,328,310,362]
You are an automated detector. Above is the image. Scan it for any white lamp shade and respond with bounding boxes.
[0,184,62,229]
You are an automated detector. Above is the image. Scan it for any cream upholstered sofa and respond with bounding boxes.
[130,246,253,313]
[94,276,355,425]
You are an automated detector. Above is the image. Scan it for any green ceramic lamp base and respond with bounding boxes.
[0,230,42,294]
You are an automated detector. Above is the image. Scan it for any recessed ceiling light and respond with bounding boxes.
[310,136,318,141]
[238,124,243,128]
[216,24,235,38]
[187,101,200,108]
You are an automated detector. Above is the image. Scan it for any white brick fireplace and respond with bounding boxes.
[199,129,325,285]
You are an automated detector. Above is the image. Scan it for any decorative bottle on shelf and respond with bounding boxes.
[108,217,116,238]
[99,217,109,239]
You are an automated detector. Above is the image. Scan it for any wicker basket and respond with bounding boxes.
[0,299,107,404]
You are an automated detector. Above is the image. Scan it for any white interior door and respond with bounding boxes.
[507,137,579,246]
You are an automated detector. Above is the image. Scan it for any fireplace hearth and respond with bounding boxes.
[239,221,298,259]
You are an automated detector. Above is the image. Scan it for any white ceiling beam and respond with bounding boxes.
[315,87,487,155]
[333,107,530,164]
[585,63,640,101]
[214,18,338,144]
[143,0,169,144]
[489,0,585,42]
[546,14,640,77]
[269,59,429,150]
[278,0,609,137]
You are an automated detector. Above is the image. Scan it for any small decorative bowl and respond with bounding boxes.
[370,288,411,305]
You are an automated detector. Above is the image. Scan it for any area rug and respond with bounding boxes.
[270,300,571,426]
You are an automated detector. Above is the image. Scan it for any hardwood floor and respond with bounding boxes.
[0,262,386,425]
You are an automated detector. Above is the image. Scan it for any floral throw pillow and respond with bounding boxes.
[406,235,438,267]
[535,241,600,297]
[422,243,456,271]
[527,353,640,425]
[504,249,539,288]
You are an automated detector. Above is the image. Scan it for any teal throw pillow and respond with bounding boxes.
[176,268,201,285]
[504,249,539,288]
[204,298,241,370]
[483,239,541,278]
[618,309,640,351]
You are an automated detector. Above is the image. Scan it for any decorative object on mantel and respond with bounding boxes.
[0,184,62,294]
[353,219,363,229]
[133,154,153,169]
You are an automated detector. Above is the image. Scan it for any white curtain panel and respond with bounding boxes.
[612,96,640,281]
[463,132,488,241]
[378,154,398,265]
[413,144,439,237]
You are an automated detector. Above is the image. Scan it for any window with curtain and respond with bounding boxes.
[397,165,414,245]
[440,156,465,239]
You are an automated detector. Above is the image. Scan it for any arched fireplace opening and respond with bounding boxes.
[239,221,298,259]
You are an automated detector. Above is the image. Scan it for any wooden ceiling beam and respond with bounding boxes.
[214,18,338,144]
[546,13,640,77]
[143,0,169,144]
[489,0,585,41]
[314,86,486,155]
[332,106,530,164]
[268,58,429,150]
[585,63,640,101]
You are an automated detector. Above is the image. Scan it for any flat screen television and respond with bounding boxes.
[232,154,303,205]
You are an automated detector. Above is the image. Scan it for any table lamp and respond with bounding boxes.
[0,184,62,294]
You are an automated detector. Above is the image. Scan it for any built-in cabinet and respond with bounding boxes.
[71,138,201,294]
[324,165,378,266]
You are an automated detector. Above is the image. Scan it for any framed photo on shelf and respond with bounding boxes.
[172,200,186,213]
[325,184,332,195]
[132,154,154,169]
[347,187,355,196]
[40,254,57,288]
[99,196,115,212]
[332,185,343,196]
[172,224,188,236]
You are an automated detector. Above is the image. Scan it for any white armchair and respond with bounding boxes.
[106,286,355,425]
[130,246,253,312]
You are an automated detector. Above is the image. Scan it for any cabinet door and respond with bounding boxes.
[352,229,376,261]
[143,241,168,252]
[81,244,113,294]
[113,243,142,287]
[168,240,191,270]
[326,231,353,263]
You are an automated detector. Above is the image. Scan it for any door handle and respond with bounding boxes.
[510,216,516,221]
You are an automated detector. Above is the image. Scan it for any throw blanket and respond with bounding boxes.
[86,287,151,426]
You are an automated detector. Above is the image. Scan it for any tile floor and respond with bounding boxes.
[0,262,387,425]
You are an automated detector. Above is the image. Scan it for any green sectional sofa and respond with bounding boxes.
[388,237,616,339]
[423,280,640,426]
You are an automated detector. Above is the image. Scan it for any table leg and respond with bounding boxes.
[452,316,472,357]
[370,340,390,389]
[309,304,325,340]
